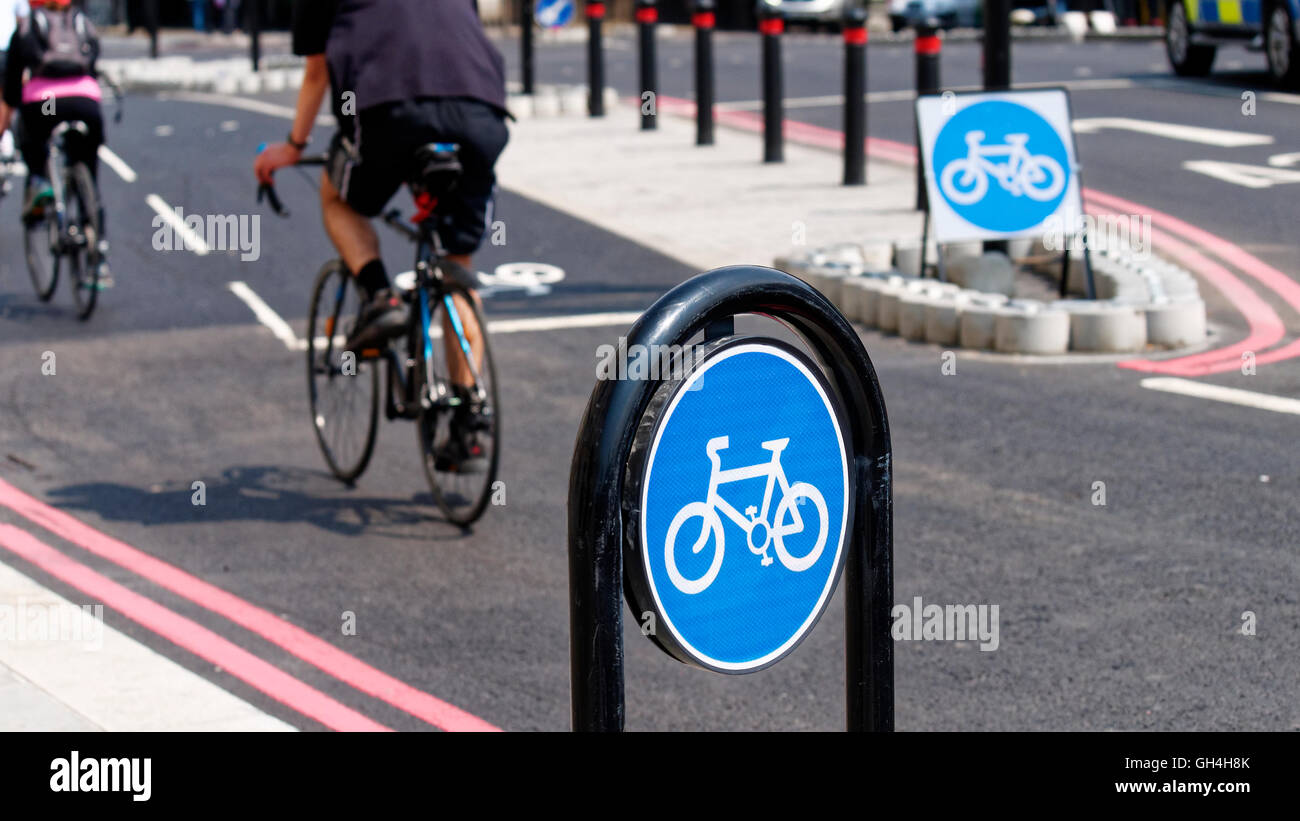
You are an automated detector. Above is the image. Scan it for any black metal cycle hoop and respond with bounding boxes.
[567,264,893,732]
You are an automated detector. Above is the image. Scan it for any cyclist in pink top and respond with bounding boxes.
[0,0,108,281]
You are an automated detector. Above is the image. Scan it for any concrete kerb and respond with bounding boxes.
[779,239,1209,357]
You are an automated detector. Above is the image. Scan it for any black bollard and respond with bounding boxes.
[637,0,659,130]
[843,7,868,186]
[759,3,784,163]
[249,0,260,70]
[914,23,941,211]
[522,0,535,95]
[587,2,606,117]
[146,0,159,59]
[984,0,1012,255]
[693,0,716,146]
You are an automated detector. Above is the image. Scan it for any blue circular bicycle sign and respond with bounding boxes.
[627,338,850,673]
[931,99,1071,234]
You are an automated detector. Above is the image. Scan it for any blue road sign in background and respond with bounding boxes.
[535,0,575,28]
[932,100,1071,234]
[640,343,848,672]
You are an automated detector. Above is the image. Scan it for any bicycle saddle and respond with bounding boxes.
[408,142,462,200]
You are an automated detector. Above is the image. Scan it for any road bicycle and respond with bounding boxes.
[664,435,828,595]
[9,76,122,320]
[939,130,1066,205]
[258,143,501,526]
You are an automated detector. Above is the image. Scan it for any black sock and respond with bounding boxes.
[355,259,389,297]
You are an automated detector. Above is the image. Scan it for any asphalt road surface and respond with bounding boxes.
[0,34,1297,731]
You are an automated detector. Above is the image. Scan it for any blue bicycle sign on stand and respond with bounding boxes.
[535,0,575,28]
[635,339,849,673]
[917,89,1083,243]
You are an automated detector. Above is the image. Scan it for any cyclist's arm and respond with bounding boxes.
[289,54,327,150]
[254,54,327,184]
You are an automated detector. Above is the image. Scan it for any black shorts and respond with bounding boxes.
[16,96,104,180]
[328,97,509,256]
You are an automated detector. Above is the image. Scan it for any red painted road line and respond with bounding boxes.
[1085,187,1300,316]
[0,524,389,732]
[0,477,500,733]
[655,97,1300,373]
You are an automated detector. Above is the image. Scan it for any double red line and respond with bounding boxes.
[0,477,498,732]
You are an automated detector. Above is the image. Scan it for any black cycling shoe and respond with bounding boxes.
[345,288,409,355]
[433,401,488,474]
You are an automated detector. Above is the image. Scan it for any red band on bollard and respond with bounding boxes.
[915,35,941,55]
[692,11,715,28]
[758,18,784,35]
[635,7,658,23]
[843,26,867,46]
[587,2,605,19]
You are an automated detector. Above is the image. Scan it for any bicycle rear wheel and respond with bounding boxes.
[306,260,379,483]
[416,271,500,527]
[66,164,101,320]
[23,191,59,303]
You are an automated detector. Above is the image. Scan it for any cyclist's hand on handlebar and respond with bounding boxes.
[254,141,303,185]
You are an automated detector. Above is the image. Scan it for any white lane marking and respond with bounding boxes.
[145,194,210,255]
[1140,377,1300,416]
[1072,117,1274,147]
[716,78,1136,112]
[220,120,240,132]
[228,281,299,349]
[226,280,642,351]
[1268,152,1300,167]
[1182,159,1300,189]
[0,559,294,731]
[158,90,335,126]
[153,125,174,137]
[96,145,137,183]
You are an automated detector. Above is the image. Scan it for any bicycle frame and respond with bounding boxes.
[43,122,88,243]
[377,219,487,420]
[703,435,805,538]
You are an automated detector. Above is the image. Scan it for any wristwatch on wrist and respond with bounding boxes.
[287,133,309,151]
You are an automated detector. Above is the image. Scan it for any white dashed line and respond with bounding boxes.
[96,145,137,183]
[228,281,298,348]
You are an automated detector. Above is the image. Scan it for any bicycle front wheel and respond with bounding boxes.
[66,163,101,320]
[23,193,59,303]
[416,272,500,527]
[306,260,379,483]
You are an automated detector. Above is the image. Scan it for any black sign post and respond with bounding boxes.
[567,265,894,732]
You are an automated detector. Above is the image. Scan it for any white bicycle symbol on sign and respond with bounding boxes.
[939,130,1066,205]
[664,435,829,595]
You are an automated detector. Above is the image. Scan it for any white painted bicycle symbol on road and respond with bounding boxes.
[939,130,1066,205]
[665,435,828,595]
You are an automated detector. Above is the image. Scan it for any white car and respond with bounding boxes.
[761,0,851,30]
[888,0,981,31]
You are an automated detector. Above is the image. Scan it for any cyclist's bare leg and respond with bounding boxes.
[319,171,380,278]
[441,252,484,389]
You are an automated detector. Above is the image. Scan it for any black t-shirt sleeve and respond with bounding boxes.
[291,0,337,56]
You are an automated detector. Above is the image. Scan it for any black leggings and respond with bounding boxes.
[17,95,103,182]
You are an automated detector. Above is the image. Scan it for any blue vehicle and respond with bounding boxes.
[1166,0,1300,86]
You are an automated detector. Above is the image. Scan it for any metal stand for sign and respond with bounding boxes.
[567,265,894,732]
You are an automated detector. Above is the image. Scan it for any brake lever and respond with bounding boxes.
[257,183,289,218]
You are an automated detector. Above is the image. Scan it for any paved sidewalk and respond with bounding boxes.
[497,101,921,276]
